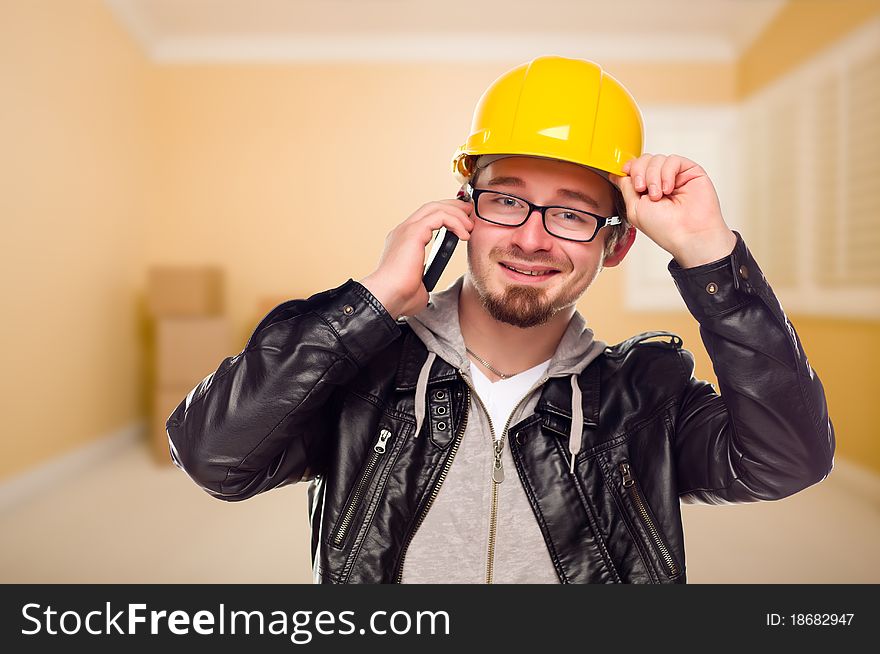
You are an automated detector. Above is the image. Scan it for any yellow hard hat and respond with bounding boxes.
[452,56,643,183]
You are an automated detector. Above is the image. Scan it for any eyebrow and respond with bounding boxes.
[485,175,601,211]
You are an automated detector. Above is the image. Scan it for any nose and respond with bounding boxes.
[510,208,555,253]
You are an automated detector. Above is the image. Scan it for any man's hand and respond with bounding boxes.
[360,195,475,319]
[608,154,737,268]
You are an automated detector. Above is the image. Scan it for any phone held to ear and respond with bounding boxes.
[422,187,470,292]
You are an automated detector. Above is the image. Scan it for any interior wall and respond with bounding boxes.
[3,0,877,482]
[0,0,154,482]
[739,0,880,96]
[736,0,880,474]
[144,60,736,338]
[144,61,734,426]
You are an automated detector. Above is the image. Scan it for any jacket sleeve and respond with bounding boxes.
[667,231,835,505]
[165,278,401,501]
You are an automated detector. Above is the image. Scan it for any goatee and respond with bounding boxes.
[479,284,557,328]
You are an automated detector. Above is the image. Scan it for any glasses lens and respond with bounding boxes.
[476,192,530,226]
[545,207,599,241]
[476,191,602,241]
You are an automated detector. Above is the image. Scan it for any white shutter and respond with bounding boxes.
[624,106,741,312]
[843,46,880,286]
[737,17,880,318]
[624,18,880,317]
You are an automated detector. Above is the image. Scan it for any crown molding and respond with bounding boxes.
[104,0,738,64]
[149,34,736,63]
[105,0,156,52]
[147,33,736,63]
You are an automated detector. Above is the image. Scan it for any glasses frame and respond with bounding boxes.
[464,182,621,243]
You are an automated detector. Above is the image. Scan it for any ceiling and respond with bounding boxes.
[106,0,787,62]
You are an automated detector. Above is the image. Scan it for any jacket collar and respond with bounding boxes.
[395,323,603,427]
[536,362,601,427]
[394,327,459,391]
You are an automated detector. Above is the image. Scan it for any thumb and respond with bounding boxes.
[607,172,623,190]
[608,173,641,218]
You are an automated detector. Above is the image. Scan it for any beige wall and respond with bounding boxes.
[736,0,880,474]
[1,0,154,481]
[144,61,731,443]
[145,60,735,343]
[739,0,880,96]
[1,0,876,483]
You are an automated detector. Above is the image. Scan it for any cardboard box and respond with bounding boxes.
[152,385,196,464]
[147,266,224,317]
[156,316,233,387]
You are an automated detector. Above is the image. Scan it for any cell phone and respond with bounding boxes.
[422,229,458,292]
[422,187,470,292]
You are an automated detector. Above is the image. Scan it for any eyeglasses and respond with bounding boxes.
[464,182,621,243]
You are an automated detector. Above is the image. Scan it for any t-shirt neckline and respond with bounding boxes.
[469,358,551,385]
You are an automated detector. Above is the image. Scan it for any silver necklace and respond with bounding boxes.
[465,346,513,380]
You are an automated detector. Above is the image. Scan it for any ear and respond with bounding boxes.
[602,227,636,267]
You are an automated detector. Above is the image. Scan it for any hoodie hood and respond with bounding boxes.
[404,275,607,474]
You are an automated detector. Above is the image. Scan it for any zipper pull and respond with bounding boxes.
[374,428,392,454]
[620,461,634,487]
[492,439,504,483]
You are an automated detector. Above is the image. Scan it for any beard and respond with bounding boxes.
[480,285,556,328]
[467,244,599,329]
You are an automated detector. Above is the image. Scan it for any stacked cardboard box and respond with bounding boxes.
[147,266,231,464]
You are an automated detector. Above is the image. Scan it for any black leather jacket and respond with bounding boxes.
[167,232,835,583]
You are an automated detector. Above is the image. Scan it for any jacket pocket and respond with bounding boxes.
[331,427,394,549]
[619,460,680,579]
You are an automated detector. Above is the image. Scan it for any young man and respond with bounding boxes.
[166,57,834,584]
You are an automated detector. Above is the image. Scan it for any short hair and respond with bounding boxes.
[604,185,629,259]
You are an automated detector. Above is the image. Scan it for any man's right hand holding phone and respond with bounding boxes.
[360,194,474,320]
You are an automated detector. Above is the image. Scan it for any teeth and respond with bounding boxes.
[503,263,553,276]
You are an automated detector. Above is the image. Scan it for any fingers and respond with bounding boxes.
[620,154,693,201]
[418,209,474,242]
[404,198,473,226]
[366,197,475,318]
[659,156,681,195]
[643,155,666,200]
[438,197,474,212]
[607,172,640,218]
[628,154,651,193]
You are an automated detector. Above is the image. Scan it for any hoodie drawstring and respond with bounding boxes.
[569,374,583,474]
[414,351,584,474]
[414,352,436,439]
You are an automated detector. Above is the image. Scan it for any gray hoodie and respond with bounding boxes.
[400,275,607,583]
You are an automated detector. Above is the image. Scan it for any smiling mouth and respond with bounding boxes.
[498,262,560,277]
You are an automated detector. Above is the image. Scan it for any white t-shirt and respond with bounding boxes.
[469,358,551,440]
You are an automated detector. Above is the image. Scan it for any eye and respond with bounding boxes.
[494,196,521,208]
[558,211,586,223]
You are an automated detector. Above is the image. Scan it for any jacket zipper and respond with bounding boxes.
[332,428,393,548]
[469,385,500,584]
[487,375,552,583]
[394,384,470,583]
[462,373,549,584]
[619,461,679,578]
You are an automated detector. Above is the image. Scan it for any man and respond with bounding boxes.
[166,56,835,584]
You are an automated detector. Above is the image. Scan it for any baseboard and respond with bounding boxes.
[828,456,880,505]
[0,420,145,513]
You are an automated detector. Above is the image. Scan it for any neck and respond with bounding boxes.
[458,276,574,380]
